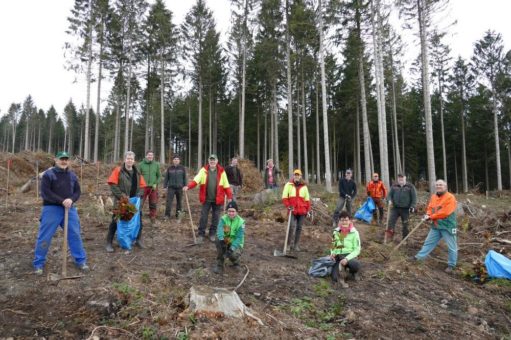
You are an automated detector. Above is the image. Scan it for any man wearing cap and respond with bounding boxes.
[183,154,233,243]
[387,174,417,241]
[213,201,245,274]
[333,169,357,224]
[139,151,161,224]
[33,152,89,275]
[225,157,243,200]
[282,169,311,251]
[163,155,187,219]
[366,172,387,226]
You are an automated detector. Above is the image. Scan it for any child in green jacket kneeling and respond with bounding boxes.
[213,201,245,274]
[330,211,361,287]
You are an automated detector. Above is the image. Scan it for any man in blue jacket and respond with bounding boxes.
[33,151,89,275]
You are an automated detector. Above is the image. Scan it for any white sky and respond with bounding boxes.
[0,0,510,118]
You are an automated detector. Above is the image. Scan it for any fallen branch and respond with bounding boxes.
[233,265,250,291]
[86,325,134,340]
[491,238,511,245]
[1,308,29,316]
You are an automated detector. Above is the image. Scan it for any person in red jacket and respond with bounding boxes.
[281,169,311,251]
[183,154,233,244]
[366,172,387,226]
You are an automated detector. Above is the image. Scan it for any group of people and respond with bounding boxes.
[32,151,458,287]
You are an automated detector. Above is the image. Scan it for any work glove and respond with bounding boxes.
[306,211,312,218]
[152,184,157,190]
[409,207,415,213]
[346,195,351,200]
[288,206,294,211]
[422,214,430,222]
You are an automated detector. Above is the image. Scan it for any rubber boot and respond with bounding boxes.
[105,222,115,253]
[385,229,394,242]
[293,228,302,252]
[288,225,295,251]
[213,259,224,274]
[135,233,145,249]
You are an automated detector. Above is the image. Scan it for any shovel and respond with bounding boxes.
[389,218,427,256]
[383,202,392,245]
[184,191,197,246]
[273,209,297,259]
[49,207,83,282]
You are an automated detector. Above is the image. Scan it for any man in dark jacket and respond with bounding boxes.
[387,174,417,241]
[333,169,357,224]
[225,157,243,200]
[164,155,187,219]
[105,151,146,252]
[33,151,89,275]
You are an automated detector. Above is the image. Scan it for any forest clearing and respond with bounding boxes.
[1,152,511,339]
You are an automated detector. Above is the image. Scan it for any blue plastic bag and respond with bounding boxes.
[485,250,511,279]
[308,256,336,277]
[354,197,376,223]
[117,197,141,250]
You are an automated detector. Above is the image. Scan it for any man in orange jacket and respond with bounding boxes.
[414,179,458,273]
[282,169,311,251]
[366,172,387,226]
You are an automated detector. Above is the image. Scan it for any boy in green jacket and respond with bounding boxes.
[330,211,361,288]
[213,201,245,274]
[139,151,161,224]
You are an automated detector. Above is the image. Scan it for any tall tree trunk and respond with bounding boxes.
[257,106,261,169]
[507,143,511,190]
[84,0,93,161]
[24,119,30,151]
[460,94,468,192]
[94,22,105,163]
[454,145,458,193]
[145,57,150,153]
[209,87,212,156]
[286,0,293,178]
[297,88,302,170]
[273,83,279,167]
[302,75,309,182]
[438,76,447,181]
[318,0,332,192]
[264,110,268,167]
[114,101,120,161]
[315,82,321,184]
[188,105,192,169]
[124,42,133,155]
[355,102,361,184]
[160,55,166,163]
[198,79,203,168]
[492,94,503,190]
[48,119,53,154]
[239,0,248,158]
[401,114,405,174]
[370,0,389,189]
[418,0,436,193]
[390,63,402,176]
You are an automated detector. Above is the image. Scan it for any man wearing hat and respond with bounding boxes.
[366,172,387,226]
[33,152,89,275]
[163,155,187,219]
[183,154,233,243]
[281,169,311,251]
[213,201,245,274]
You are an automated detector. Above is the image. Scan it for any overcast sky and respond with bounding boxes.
[0,0,510,118]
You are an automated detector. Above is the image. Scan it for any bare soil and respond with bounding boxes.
[1,153,510,339]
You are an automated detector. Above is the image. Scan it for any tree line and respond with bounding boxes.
[1,0,510,193]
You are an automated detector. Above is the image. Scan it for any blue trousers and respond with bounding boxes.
[33,205,87,269]
[415,228,457,267]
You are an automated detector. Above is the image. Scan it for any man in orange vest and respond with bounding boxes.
[366,172,387,226]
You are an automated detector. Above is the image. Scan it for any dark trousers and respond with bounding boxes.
[215,240,242,265]
[165,187,183,217]
[333,197,352,222]
[199,201,221,236]
[288,214,305,247]
[331,254,360,282]
[388,207,410,238]
[107,211,143,243]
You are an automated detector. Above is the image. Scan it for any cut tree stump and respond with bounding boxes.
[186,285,263,325]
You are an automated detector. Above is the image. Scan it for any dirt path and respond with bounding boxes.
[1,190,510,339]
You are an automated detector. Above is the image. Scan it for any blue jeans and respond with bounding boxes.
[415,228,457,267]
[33,205,87,269]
